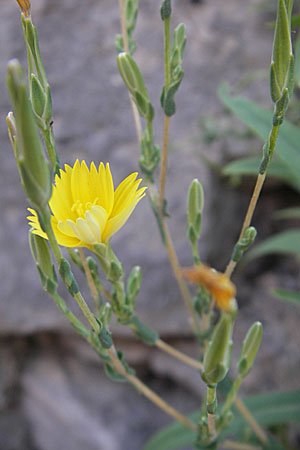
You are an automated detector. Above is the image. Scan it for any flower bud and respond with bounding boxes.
[29,232,57,293]
[126,266,142,308]
[187,178,204,245]
[237,321,263,379]
[202,314,233,386]
[7,60,52,210]
[270,0,294,102]
[231,226,257,263]
[117,52,154,120]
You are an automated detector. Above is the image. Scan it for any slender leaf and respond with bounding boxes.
[143,389,300,450]
[272,288,300,305]
[218,84,300,191]
[295,31,300,86]
[223,156,299,188]
[247,229,300,260]
[274,207,300,219]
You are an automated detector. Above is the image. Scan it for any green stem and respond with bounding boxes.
[158,15,171,214]
[206,385,217,440]
[225,122,281,278]
[41,128,60,176]
[51,292,89,339]
[164,16,171,89]
[222,376,242,417]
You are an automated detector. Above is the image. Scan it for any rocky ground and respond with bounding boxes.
[0,0,300,449]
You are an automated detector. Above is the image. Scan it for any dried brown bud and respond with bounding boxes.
[16,0,31,17]
[182,265,236,311]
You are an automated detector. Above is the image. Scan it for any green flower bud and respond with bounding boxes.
[7,60,52,210]
[126,266,142,307]
[59,258,79,295]
[29,232,57,291]
[187,178,204,243]
[270,0,294,102]
[231,226,257,263]
[117,52,154,120]
[171,23,186,70]
[6,112,18,158]
[202,314,233,386]
[238,321,263,379]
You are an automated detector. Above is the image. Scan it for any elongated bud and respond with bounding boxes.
[6,112,18,158]
[232,226,257,263]
[270,0,294,102]
[202,314,233,386]
[117,52,154,120]
[126,266,142,307]
[16,0,31,17]
[171,24,186,69]
[59,258,79,296]
[238,321,262,379]
[29,232,57,294]
[187,178,204,244]
[7,60,52,210]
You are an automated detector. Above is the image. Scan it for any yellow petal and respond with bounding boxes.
[102,190,146,242]
[49,164,75,222]
[111,173,142,217]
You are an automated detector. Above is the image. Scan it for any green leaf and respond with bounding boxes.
[223,156,300,189]
[272,288,300,305]
[247,229,300,260]
[143,389,300,450]
[295,31,300,87]
[218,83,300,191]
[274,207,300,219]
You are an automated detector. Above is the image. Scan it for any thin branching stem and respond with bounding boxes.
[107,346,197,431]
[233,398,269,446]
[78,248,100,312]
[225,173,266,278]
[222,441,262,450]
[163,221,201,334]
[118,0,143,142]
[158,15,171,213]
[159,114,171,213]
[156,339,203,371]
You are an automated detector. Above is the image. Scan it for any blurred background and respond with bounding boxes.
[1,0,300,449]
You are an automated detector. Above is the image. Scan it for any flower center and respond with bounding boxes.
[71,198,99,218]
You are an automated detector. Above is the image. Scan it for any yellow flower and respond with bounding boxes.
[27,160,146,249]
[182,265,236,311]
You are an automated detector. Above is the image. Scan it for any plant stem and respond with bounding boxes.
[162,220,201,334]
[222,441,262,450]
[43,213,100,333]
[119,0,129,52]
[225,123,280,278]
[225,173,265,277]
[233,397,269,446]
[159,114,171,213]
[206,385,217,440]
[78,247,100,311]
[51,291,89,339]
[158,15,171,214]
[156,338,203,370]
[74,291,100,333]
[107,346,197,431]
[221,376,268,446]
[119,0,142,143]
